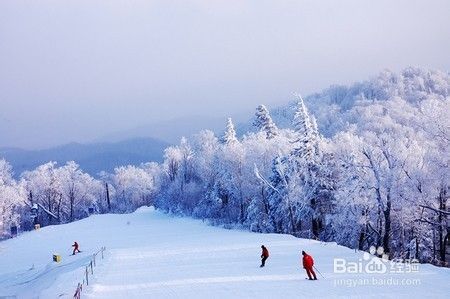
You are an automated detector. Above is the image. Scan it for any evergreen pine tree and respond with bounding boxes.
[253,104,278,139]
[291,96,315,161]
[222,118,238,145]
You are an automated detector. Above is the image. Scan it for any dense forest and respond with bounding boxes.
[1,67,448,265]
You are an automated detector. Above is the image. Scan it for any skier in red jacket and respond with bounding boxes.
[260,245,269,267]
[302,250,317,280]
[72,241,81,255]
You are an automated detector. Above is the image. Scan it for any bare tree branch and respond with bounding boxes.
[419,205,450,216]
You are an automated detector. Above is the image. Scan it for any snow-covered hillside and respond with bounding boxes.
[238,67,449,137]
[0,207,449,299]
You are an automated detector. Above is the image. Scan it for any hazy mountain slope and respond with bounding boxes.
[0,138,169,177]
[98,113,252,144]
[239,67,449,136]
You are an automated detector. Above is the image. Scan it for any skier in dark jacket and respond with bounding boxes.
[72,241,81,255]
[302,250,317,280]
[260,245,269,267]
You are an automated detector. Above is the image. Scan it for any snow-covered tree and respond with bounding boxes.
[266,155,295,233]
[21,161,103,225]
[253,104,278,139]
[291,96,317,161]
[58,161,103,221]
[191,130,222,219]
[0,160,26,238]
[21,162,62,225]
[113,165,157,211]
[222,118,238,145]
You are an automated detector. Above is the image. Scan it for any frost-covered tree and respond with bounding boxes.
[272,95,332,239]
[21,162,62,225]
[178,137,196,185]
[0,159,14,186]
[222,118,238,145]
[191,130,221,219]
[266,156,295,233]
[157,137,202,214]
[218,137,246,223]
[21,161,103,224]
[244,132,288,232]
[329,91,448,262]
[0,160,26,238]
[413,96,449,263]
[113,165,157,211]
[291,96,317,161]
[58,161,102,221]
[253,104,278,139]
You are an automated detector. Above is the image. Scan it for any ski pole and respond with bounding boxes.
[313,265,325,279]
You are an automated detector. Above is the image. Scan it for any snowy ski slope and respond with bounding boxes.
[0,207,449,298]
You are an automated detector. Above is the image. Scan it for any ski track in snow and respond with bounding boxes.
[90,274,303,292]
[0,207,449,299]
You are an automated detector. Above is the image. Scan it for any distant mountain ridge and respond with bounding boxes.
[0,137,169,177]
[96,113,252,144]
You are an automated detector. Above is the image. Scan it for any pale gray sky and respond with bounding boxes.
[1,0,449,148]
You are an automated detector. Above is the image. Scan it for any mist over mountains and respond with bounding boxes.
[0,138,169,177]
[1,67,447,178]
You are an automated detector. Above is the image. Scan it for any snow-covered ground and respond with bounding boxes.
[0,207,449,299]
